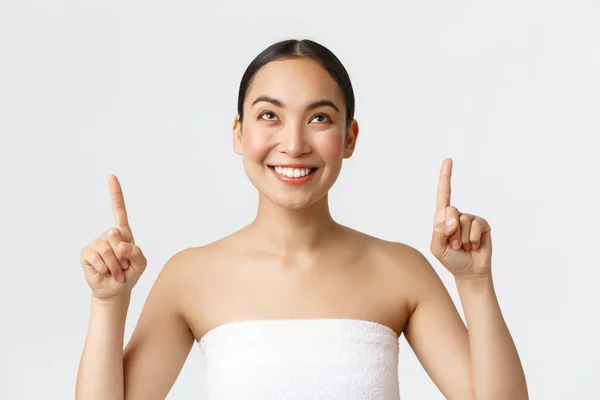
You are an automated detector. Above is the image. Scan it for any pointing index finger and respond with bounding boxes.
[107,174,130,229]
[436,158,453,211]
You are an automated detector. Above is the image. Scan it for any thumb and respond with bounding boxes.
[119,242,147,274]
[430,220,456,256]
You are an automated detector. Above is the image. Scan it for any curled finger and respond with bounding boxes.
[103,228,130,270]
[81,247,109,276]
[91,238,124,282]
[119,242,147,274]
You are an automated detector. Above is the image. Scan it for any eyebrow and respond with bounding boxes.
[251,95,340,113]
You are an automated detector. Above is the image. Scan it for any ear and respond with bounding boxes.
[343,119,359,159]
[232,115,243,155]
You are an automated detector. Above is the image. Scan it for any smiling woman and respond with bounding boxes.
[75,39,528,400]
[229,40,360,213]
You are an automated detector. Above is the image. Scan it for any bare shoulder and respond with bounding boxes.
[375,237,440,282]
[153,233,248,322]
[346,226,432,271]
[345,227,445,306]
[158,234,238,278]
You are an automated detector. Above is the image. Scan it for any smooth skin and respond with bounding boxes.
[76,58,528,400]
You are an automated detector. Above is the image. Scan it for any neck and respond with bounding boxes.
[248,193,340,255]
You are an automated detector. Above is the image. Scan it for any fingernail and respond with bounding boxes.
[121,260,129,270]
[452,240,461,250]
[446,219,456,227]
[116,272,124,282]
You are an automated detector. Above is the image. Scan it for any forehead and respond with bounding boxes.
[245,58,344,107]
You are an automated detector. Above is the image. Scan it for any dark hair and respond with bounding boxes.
[237,39,355,127]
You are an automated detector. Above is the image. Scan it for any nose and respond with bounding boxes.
[278,122,311,158]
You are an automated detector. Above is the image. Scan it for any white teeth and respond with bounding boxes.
[273,166,314,178]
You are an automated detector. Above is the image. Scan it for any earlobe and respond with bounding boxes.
[232,115,243,155]
[343,119,359,159]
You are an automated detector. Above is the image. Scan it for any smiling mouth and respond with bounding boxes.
[269,166,317,179]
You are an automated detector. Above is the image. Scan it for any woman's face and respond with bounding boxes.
[233,58,359,210]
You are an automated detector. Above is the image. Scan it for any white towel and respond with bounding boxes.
[198,318,401,399]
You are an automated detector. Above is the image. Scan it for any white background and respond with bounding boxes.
[1,0,599,398]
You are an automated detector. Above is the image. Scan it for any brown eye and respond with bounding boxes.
[259,111,278,121]
[311,113,332,123]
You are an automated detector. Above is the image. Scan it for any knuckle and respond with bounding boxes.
[80,248,92,263]
[89,252,102,264]
[107,227,121,237]
[95,263,108,273]
[92,237,105,247]
[117,241,127,255]
[98,243,112,255]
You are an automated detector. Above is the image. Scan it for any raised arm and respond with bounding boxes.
[76,175,194,400]
[122,251,196,399]
[403,159,528,399]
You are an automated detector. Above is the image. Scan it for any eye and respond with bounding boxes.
[311,113,332,123]
[258,110,278,121]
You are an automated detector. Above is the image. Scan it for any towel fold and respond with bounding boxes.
[198,318,401,399]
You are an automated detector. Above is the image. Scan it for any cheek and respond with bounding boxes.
[315,130,345,160]
[241,125,271,159]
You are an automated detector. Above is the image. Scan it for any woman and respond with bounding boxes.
[76,39,528,399]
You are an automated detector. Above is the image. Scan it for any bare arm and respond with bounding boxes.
[403,158,528,399]
[402,248,475,399]
[76,295,130,399]
[76,252,195,399]
[403,248,527,399]
[76,175,195,399]
[122,253,195,399]
[456,275,528,399]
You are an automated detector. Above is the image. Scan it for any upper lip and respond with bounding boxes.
[269,164,317,169]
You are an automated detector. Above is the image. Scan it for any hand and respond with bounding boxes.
[430,158,493,280]
[79,175,147,300]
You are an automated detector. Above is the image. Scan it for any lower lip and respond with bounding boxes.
[269,167,317,185]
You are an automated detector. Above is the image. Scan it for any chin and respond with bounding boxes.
[268,192,322,211]
[245,165,336,210]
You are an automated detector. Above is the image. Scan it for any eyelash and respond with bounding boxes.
[258,110,332,124]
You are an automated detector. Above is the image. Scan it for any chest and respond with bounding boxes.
[186,254,411,339]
